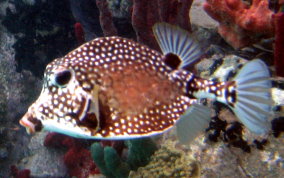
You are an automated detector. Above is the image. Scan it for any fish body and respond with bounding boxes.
[20,23,272,142]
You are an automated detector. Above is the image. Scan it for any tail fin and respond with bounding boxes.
[224,59,272,134]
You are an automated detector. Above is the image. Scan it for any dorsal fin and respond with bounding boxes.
[153,23,202,68]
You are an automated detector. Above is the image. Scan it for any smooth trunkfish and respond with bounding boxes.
[20,23,272,144]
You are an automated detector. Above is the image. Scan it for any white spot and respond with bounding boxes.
[228,85,235,92]
[227,96,233,103]
[39,107,44,112]
[120,119,126,124]
[211,86,216,91]
[217,90,221,95]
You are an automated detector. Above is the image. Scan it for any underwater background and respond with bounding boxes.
[0,0,284,177]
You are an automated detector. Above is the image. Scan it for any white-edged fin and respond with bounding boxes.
[232,59,272,134]
[176,104,211,144]
[153,23,202,68]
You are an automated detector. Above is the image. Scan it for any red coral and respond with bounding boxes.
[44,132,74,148]
[204,0,274,49]
[273,12,284,77]
[10,165,30,178]
[131,0,193,50]
[74,22,85,45]
[44,132,99,178]
[64,147,98,178]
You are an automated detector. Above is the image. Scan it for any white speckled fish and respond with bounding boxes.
[20,23,272,143]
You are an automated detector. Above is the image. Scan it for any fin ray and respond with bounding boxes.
[153,23,202,68]
[238,99,271,118]
[238,93,273,105]
[231,59,272,134]
[235,104,269,132]
[176,104,211,144]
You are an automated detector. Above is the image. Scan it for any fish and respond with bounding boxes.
[19,23,272,143]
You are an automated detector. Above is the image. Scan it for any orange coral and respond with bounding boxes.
[204,0,274,49]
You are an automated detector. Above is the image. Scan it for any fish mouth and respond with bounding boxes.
[19,112,43,134]
[19,116,36,134]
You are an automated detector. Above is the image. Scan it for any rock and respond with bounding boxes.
[19,132,68,177]
[190,0,218,29]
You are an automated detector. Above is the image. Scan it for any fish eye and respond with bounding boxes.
[54,70,72,87]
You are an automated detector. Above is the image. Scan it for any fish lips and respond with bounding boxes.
[19,112,43,134]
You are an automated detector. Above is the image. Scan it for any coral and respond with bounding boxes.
[70,0,193,50]
[203,0,275,49]
[129,141,200,178]
[10,165,30,178]
[125,138,158,170]
[273,11,284,77]
[64,147,98,178]
[91,142,130,178]
[44,132,98,178]
[91,138,158,178]
[44,132,74,148]
[96,0,118,36]
[74,22,85,45]
[131,0,193,50]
